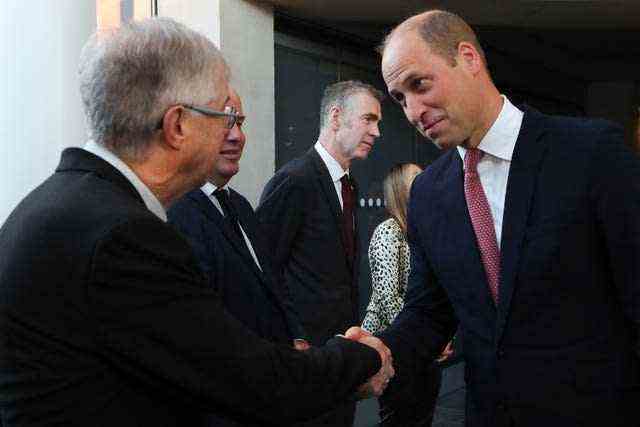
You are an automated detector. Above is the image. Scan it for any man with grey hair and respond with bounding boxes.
[0,18,393,426]
[258,80,383,426]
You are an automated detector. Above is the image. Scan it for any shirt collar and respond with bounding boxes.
[315,141,349,182]
[201,181,228,197]
[457,95,524,165]
[83,140,167,222]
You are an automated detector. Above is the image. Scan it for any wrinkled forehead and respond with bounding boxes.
[382,33,420,84]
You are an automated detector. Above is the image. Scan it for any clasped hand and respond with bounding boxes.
[343,326,394,399]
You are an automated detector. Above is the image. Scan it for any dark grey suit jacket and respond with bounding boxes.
[258,148,360,346]
[0,148,380,426]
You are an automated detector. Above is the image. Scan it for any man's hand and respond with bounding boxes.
[343,327,394,399]
[436,340,454,362]
[344,326,372,341]
[293,338,310,351]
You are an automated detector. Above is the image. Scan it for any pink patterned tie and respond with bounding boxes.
[464,148,500,304]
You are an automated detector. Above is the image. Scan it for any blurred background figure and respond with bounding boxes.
[363,163,451,427]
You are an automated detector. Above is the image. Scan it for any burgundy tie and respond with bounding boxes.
[340,174,355,265]
[464,148,500,303]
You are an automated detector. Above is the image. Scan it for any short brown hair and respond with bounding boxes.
[380,9,487,68]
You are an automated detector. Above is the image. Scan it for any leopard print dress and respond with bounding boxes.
[362,218,410,334]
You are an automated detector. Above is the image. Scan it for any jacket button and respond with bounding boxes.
[497,348,505,359]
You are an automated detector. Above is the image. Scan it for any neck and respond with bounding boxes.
[467,86,503,149]
[211,176,230,189]
[126,155,191,210]
[318,132,350,171]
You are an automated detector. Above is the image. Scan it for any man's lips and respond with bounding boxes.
[423,116,445,132]
[360,141,374,150]
[220,150,241,160]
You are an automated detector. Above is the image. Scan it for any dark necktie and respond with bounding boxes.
[213,189,244,241]
[464,148,500,303]
[340,174,356,265]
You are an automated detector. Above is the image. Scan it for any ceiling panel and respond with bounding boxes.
[267,0,640,29]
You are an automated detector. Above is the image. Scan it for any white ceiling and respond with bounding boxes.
[267,0,640,30]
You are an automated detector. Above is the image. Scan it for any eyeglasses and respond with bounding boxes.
[156,104,245,130]
[184,104,245,129]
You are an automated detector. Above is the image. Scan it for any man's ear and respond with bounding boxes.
[330,106,342,131]
[160,105,188,150]
[457,41,482,75]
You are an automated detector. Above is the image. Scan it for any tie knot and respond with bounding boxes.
[213,188,228,198]
[464,148,483,174]
[340,174,352,188]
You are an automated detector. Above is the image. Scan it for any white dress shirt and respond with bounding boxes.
[200,182,262,270]
[83,140,167,222]
[457,96,524,247]
[314,141,349,210]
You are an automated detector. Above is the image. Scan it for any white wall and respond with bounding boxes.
[0,0,96,225]
[220,0,275,207]
[157,0,221,46]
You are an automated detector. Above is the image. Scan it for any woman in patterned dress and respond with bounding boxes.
[363,163,451,427]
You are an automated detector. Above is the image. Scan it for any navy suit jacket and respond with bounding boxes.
[168,187,306,346]
[381,107,640,427]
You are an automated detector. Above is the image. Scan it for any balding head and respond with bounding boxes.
[379,9,502,150]
[381,10,486,68]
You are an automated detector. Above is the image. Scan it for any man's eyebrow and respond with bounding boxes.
[362,113,380,120]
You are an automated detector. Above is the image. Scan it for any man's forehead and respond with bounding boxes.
[348,92,380,111]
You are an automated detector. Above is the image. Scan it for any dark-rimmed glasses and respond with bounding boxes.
[156,104,245,130]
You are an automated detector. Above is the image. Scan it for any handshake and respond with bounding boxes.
[342,326,395,399]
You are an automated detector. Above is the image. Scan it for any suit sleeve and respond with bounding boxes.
[589,124,640,357]
[378,178,457,391]
[89,218,380,424]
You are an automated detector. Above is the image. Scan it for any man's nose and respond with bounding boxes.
[404,94,424,126]
[371,123,381,138]
[226,125,244,144]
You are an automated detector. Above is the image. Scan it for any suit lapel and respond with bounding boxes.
[441,152,497,313]
[496,107,549,342]
[227,190,272,282]
[308,149,351,265]
[188,189,262,279]
[351,177,360,271]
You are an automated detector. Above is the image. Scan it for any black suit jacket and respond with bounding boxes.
[0,148,380,426]
[168,187,305,346]
[381,107,640,427]
[258,148,360,346]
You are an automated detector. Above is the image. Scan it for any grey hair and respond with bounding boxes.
[78,17,228,161]
[319,80,384,131]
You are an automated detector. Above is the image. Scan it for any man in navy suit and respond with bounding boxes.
[168,89,310,425]
[348,9,640,427]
